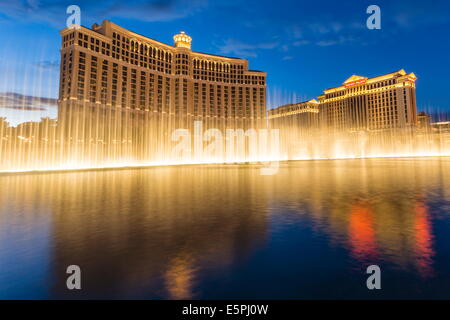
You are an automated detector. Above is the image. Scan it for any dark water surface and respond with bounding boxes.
[1,158,450,299]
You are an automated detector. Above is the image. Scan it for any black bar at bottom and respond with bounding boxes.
[1,300,448,318]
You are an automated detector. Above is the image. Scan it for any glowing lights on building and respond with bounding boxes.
[173,31,192,50]
[319,69,418,130]
[343,75,368,88]
[268,99,319,119]
[59,20,266,121]
[271,69,418,131]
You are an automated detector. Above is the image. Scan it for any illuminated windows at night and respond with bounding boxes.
[59,20,266,121]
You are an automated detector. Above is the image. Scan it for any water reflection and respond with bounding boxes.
[1,158,450,299]
[348,201,379,263]
[413,200,434,277]
[268,159,447,281]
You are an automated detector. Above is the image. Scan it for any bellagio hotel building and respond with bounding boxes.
[59,20,267,130]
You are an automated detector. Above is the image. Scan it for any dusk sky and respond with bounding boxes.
[0,0,449,125]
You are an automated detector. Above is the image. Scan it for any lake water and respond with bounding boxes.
[1,158,450,299]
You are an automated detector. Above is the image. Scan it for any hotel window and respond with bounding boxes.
[100,60,108,104]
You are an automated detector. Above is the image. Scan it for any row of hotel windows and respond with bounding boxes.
[325,109,402,129]
[271,89,403,117]
[63,30,265,85]
[326,79,400,98]
[60,51,73,99]
[191,83,264,117]
[326,92,405,113]
[270,104,315,115]
[64,52,265,117]
[112,31,265,85]
[192,70,265,85]
[324,99,411,128]
[268,93,414,130]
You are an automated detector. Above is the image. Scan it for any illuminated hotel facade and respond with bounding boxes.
[59,20,267,128]
[319,70,417,131]
[270,69,418,132]
[268,99,319,129]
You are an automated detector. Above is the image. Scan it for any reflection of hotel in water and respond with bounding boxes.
[267,159,442,277]
[0,159,444,298]
[0,167,270,299]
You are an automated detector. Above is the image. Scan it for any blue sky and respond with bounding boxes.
[0,0,449,124]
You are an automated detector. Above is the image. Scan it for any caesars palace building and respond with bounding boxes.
[269,70,418,132]
[58,20,267,134]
